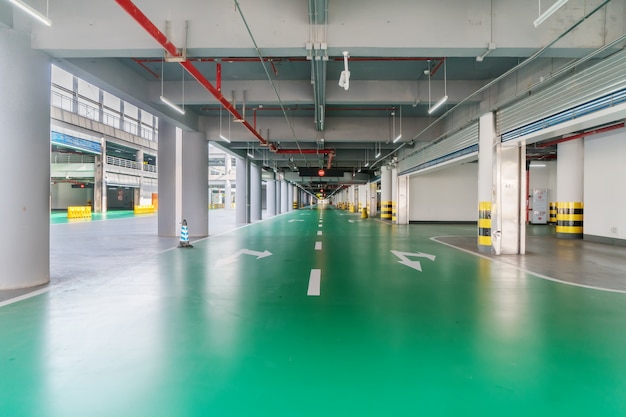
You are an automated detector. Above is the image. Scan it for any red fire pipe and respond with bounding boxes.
[327,150,335,169]
[115,0,276,151]
[216,62,221,92]
[537,122,624,148]
[132,58,160,79]
[275,149,334,154]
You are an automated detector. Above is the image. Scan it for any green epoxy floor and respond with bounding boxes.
[2,207,626,416]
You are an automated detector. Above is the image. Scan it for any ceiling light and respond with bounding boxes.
[219,134,231,143]
[428,95,448,114]
[428,58,448,115]
[393,134,402,143]
[534,0,569,27]
[8,0,51,26]
[160,96,185,115]
[159,58,185,115]
[375,151,381,158]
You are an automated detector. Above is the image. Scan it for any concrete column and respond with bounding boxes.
[235,156,250,224]
[181,131,208,237]
[369,182,378,217]
[281,180,289,213]
[157,119,179,236]
[391,167,398,223]
[556,139,584,239]
[397,175,409,225]
[477,112,496,253]
[250,162,262,222]
[266,180,277,216]
[94,139,105,213]
[276,177,282,214]
[288,184,294,211]
[225,155,232,209]
[0,30,51,289]
[158,124,208,237]
[381,166,392,219]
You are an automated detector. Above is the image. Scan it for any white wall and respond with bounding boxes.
[584,129,626,240]
[528,160,557,204]
[409,163,478,222]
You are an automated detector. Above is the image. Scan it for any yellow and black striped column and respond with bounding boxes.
[478,201,492,251]
[391,201,397,223]
[556,202,583,239]
[549,202,557,224]
[381,201,392,219]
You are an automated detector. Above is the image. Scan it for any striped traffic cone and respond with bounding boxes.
[178,219,193,248]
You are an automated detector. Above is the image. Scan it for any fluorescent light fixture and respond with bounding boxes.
[219,134,231,143]
[8,0,51,26]
[247,151,254,159]
[428,95,448,114]
[160,96,185,115]
[375,151,381,158]
[534,0,568,27]
[530,163,546,167]
[364,162,369,167]
[393,134,402,143]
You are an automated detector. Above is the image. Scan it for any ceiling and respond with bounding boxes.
[4,0,623,191]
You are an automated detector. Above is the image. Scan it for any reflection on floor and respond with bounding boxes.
[1,207,625,416]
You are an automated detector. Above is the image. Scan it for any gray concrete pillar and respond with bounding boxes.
[250,163,262,222]
[266,180,277,216]
[281,180,289,213]
[182,131,208,237]
[0,30,51,289]
[157,119,179,237]
[235,156,249,224]
[225,155,232,209]
[158,123,208,237]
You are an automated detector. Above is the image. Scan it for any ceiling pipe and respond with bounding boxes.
[536,122,624,148]
[276,149,334,154]
[115,0,276,151]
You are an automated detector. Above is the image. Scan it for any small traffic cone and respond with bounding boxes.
[178,219,193,248]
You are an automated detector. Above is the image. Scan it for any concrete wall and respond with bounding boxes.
[409,163,478,222]
[51,183,93,209]
[584,129,626,241]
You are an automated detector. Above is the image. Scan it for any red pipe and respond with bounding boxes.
[134,56,444,63]
[132,58,160,79]
[116,1,178,57]
[276,149,333,154]
[216,62,221,92]
[537,122,624,148]
[326,150,335,169]
[430,58,445,76]
[115,0,276,151]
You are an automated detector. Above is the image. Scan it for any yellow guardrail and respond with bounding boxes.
[67,206,92,219]
[134,205,156,214]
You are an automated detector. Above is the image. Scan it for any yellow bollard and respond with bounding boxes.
[361,208,368,219]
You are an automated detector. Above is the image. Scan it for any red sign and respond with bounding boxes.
[318,169,325,177]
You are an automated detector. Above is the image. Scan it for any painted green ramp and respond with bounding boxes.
[1,207,626,416]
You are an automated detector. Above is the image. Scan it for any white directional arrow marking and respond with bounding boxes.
[390,250,436,272]
[288,219,304,223]
[348,219,362,223]
[216,249,272,267]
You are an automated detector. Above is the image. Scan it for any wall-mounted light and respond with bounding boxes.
[534,0,569,27]
[8,0,51,26]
